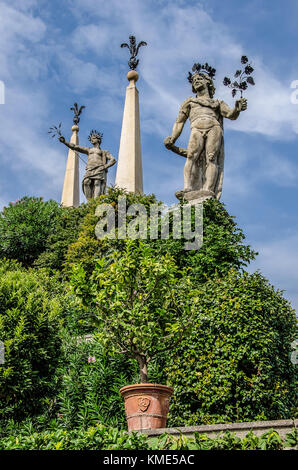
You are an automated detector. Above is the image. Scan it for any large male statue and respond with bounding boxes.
[59,130,116,199]
[164,66,247,200]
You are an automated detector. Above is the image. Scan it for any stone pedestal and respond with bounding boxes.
[61,125,80,207]
[115,70,143,194]
[175,189,215,205]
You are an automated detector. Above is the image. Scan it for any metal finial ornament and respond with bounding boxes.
[223,56,255,98]
[88,129,103,143]
[188,62,216,83]
[70,102,85,125]
[120,35,147,70]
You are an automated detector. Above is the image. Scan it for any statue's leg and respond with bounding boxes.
[185,129,204,191]
[94,179,105,198]
[83,179,93,200]
[203,126,223,193]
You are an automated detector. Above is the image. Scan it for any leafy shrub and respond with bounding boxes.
[151,429,285,451]
[53,333,138,429]
[64,189,256,281]
[0,197,62,267]
[69,240,195,383]
[0,423,149,450]
[0,261,63,420]
[0,422,294,450]
[151,197,257,283]
[64,187,158,274]
[166,270,297,426]
[34,204,89,271]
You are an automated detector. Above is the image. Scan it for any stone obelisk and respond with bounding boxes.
[61,103,85,207]
[115,35,147,194]
[61,125,80,207]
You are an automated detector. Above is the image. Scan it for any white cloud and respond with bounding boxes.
[0,3,65,203]
[71,24,112,54]
[65,0,298,141]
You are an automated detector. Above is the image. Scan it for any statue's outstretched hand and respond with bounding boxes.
[59,136,66,143]
[235,98,247,112]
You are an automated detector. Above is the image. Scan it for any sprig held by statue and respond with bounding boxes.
[48,122,63,139]
[223,56,255,98]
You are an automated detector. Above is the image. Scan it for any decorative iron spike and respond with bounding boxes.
[70,102,85,125]
[120,35,147,70]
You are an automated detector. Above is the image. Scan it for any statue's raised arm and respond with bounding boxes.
[59,136,89,154]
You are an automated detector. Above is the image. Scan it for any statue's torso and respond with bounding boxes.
[184,97,222,129]
[87,148,106,169]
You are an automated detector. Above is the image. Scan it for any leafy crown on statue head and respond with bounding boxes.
[188,62,217,83]
[88,129,103,143]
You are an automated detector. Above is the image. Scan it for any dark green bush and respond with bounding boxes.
[166,270,297,426]
[34,204,89,271]
[0,261,63,420]
[64,187,158,274]
[64,191,256,281]
[151,198,257,283]
[0,197,62,267]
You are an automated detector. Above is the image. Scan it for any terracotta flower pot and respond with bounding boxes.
[120,383,173,431]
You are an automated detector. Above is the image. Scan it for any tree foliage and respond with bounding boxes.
[69,240,194,383]
[64,187,157,274]
[53,334,138,430]
[166,270,297,425]
[0,197,62,267]
[34,204,89,271]
[64,189,256,282]
[0,261,63,420]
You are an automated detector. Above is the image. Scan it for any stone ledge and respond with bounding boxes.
[139,418,297,440]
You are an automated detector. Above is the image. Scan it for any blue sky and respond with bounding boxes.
[0,0,297,310]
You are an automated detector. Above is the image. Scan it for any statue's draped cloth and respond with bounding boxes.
[81,150,112,192]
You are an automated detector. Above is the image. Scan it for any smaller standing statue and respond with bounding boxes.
[164,59,253,202]
[59,130,116,199]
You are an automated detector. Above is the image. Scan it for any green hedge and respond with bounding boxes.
[0,197,62,267]
[167,270,297,425]
[0,423,297,450]
[0,261,63,419]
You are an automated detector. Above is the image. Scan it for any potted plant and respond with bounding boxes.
[70,240,196,431]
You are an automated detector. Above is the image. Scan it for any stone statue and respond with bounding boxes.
[59,130,116,199]
[164,63,247,201]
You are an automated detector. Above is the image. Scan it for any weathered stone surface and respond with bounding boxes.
[139,418,298,441]
[164,69,247,200]
[61,125,80,207]
[175,189,215,204]
[115,71,143,194]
